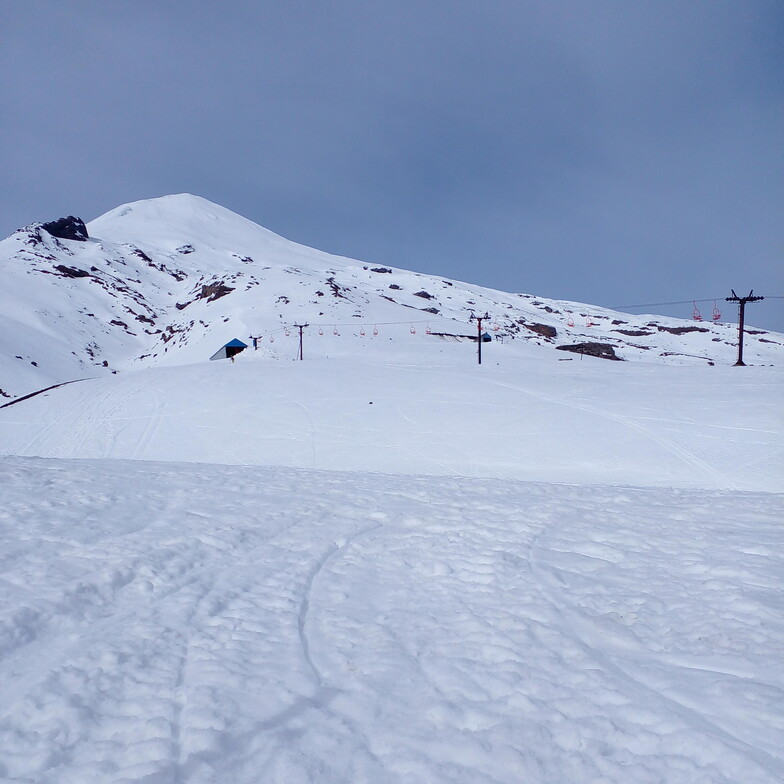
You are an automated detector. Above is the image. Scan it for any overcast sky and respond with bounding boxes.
[2,0,782,330]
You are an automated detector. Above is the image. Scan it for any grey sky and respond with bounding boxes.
[2,0,782,330]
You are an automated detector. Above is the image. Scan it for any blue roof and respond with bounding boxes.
[224,338,248,348]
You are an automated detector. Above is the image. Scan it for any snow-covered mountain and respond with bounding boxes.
[2,193,781,399]
[1,194,783,783]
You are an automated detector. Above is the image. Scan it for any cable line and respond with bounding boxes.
[611,295,780,310]
[609,298,724,310]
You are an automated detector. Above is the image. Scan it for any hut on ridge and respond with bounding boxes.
[210,338,248,361]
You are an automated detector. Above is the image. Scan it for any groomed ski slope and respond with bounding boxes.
[1,351,781,491]
[0,351,782,783]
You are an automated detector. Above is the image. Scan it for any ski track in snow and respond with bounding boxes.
[1,458,782,783]
[390,397,469,478]
[297,523,382,686]
[478,375,736,490]
[527,524,784,778]
[128,384,166,462]
[289,398,318,471]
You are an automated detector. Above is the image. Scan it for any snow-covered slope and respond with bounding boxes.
[2,193,781,399]
[1,355,781,492]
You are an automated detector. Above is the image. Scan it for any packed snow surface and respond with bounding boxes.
[0,459,782,783]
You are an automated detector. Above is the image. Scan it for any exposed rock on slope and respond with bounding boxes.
[556,342,622,361]
[42,215,89,242]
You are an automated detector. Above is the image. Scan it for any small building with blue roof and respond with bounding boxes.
[210,338,248,361]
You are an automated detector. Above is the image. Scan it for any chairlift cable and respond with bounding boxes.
[611,297,729,310]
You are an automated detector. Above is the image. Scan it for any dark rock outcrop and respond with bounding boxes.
[54,264,90,278]
[524,323,557,339]
[42,216,88,242]
[656,325,709,335]
[556,342,623,360]
[196,282,235,302]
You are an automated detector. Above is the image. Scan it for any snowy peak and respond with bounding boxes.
[90,194,281,250]
[87,194,348,275]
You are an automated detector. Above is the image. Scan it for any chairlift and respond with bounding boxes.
[373,326,379,336]
[360,327,366,337]
[712,301,721,321]
[333,326,340,336]
[284,328,291,337]
[585,317,595,327]
[318,326,324,336]
[410,324,416,334]
[692,301,703,321]
[269,335,274,343]
[566,316,575,327]
[425,324,432,335]
[492,321,500,332]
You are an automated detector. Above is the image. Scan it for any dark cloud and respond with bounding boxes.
[2,0,782,329]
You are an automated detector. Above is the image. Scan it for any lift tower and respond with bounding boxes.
[725,290,764,366]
